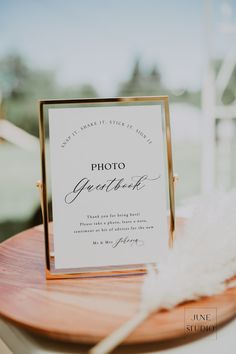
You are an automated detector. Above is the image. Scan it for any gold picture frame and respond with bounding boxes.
[38,96,176,279]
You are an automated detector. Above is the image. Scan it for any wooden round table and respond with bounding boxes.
[0,221,236,345]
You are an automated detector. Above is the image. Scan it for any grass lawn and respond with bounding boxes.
[173,142,201,203]
[0,142,41,220]
[0,142,41,240]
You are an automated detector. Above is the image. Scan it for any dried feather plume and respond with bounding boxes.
[89,191,236,354]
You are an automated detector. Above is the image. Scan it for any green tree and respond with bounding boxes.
[0,53,98,136]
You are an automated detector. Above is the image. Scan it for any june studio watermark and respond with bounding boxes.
[184,307,217,339]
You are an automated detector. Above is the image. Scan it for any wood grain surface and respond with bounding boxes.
[0,220,236,344]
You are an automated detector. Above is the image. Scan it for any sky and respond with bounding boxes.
[0,0,235,95]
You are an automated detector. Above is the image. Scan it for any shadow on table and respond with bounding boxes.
[17,319,232,354]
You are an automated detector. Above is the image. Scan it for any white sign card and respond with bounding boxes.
[39,98,174,277]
